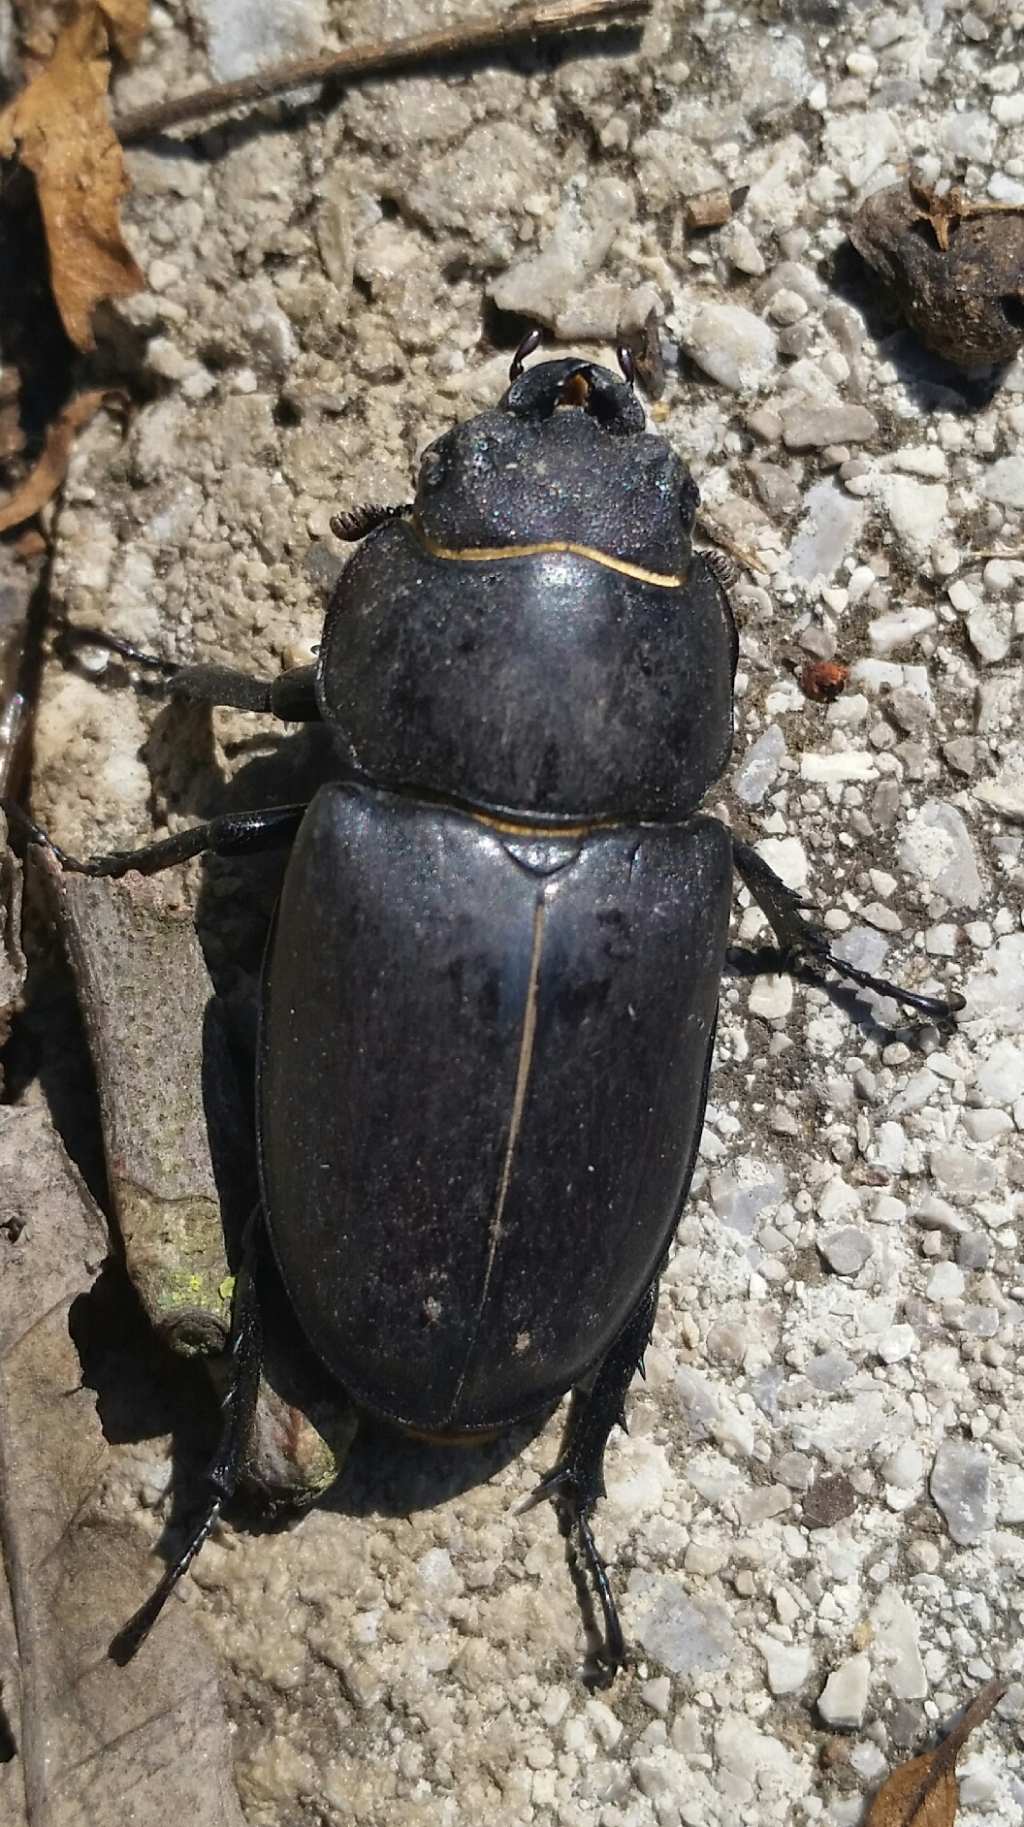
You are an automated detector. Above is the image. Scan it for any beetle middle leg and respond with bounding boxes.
[3,801,307,878]
[110,1207,265,1663]
[732,837,965,1022]
[526,1281,658,1685]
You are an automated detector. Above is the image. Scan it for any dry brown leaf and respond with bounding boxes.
[866,1753,957,1827]
[0,1103,248,1827]
[0,8,144,350]
[99,0,150,61]
[0,389,110,533]
[866,1678,1007,1827]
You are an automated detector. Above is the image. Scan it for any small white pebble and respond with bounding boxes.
[931,541,960,576]
[768,289,809,325]
[927,1262,965,1301]
[948,579,979,614]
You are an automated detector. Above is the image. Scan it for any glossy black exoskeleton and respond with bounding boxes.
[6,339,964,1681]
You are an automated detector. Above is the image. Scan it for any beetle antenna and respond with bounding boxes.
[616,343,637,388]
[509,325,543,382]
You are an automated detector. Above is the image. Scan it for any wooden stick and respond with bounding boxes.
[116,0,650,142]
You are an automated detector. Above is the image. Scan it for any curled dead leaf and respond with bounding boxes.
[0,8,144,350]
[0,390,112,534]
[866,1678,1006,1827]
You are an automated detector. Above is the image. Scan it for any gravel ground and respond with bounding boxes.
[16,0,1024,1821]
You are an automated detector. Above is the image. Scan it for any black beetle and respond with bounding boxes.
[7,337,964,1681]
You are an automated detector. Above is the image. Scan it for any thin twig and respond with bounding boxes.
[116,0,650,142]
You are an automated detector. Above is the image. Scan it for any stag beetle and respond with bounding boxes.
[7,334,964,1681]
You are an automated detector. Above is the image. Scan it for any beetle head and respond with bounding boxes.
[499,357,647,435]
[411,354,700,573]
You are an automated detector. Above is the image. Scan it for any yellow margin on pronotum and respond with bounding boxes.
[413,523,685,590]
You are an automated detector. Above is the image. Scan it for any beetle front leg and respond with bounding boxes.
[58,623,322,723]
[110,1208,265,1663]
[732,837,965,1023]
[526,1282,658,1685]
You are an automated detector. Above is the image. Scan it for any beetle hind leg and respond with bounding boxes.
[109,1209,264,1663]
[526,1283,658,1685]
[732,838,965,1023]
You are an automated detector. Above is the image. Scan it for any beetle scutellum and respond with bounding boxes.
[5,337,964,1682]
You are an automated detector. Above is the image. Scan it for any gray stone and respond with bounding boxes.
[490,174,633,326]
[891,1702,926,1748]
[868,606,937,655]
[734,724,788,805]
[968,602,1013,665]
[981,456,1024,509]
[673,298,778,392]
[805,1351,857,1392]
[821,1228,872,1276]
[872,477,948,568]
[818,1654,870,1729]
[632,1577,738,1676]
[782,404,878,450]
[198,0,325,82]
[976,1039,1024,1104]
[929,1145,999,1200]
[870,1590,927,1700]
[759,1639,814,1696]
[749,462,802,516]
[720,219,765,275]
[710,1163,787,1234]
[956,1231,993,1271]
[789,482,866,581]
[930,1442,995,1546]
[899,800,986,911]
[966,933,1024,1034]
[974,762,1024,825]
[735,1483,792,1526]
[944,737,977,777]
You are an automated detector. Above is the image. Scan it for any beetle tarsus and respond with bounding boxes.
[732,837,965,1024]
[329,501,412,542]
[575,1510,627,1686]
[527,1285,658,1676]
[109,1211,264,1663]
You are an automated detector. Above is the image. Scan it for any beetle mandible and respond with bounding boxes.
[8,337,964,1681]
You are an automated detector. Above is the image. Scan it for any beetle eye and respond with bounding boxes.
[680,474,700,521]
[419,449,445,489]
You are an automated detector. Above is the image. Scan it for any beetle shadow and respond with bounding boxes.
[324,1407,556,1519]
[829,239,1009,414]
[725,941,954,1045]
[68,1257,227,1551]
